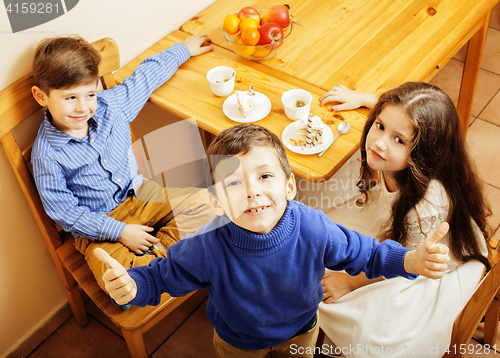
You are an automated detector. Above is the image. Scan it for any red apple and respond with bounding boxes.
[258,22,284,49]
[238,7,260,23]
[264,5,290,29]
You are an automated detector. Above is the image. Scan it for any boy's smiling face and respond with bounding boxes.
[209,146,296,235]
[32,82,98,138]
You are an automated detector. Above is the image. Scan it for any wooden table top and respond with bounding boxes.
[181,0,498,94]
[117,0,497,181]
[115,30,368,181]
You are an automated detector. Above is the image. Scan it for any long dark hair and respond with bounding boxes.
[358,82,491,269]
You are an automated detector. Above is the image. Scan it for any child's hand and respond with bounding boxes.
[322,271,354,303]
[322,271,384,303]
[94,248,137,305]
[404,222,451,279]
[119,224,159,255]
[184,34,213,57]
[319,85,378,111]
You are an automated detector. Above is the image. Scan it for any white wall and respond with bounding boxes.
[0,0,215,356]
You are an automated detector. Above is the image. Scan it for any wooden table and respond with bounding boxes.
[116,30,369,181]
[116,0,498,181]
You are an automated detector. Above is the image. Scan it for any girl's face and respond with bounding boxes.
[365,104,414,179]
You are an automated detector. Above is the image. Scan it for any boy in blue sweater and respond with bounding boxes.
[95,124,450,357]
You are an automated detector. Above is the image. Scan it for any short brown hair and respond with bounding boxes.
[205,124,292,194]
[32,35,101,94]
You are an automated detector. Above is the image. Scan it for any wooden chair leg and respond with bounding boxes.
[484,289,500,346]
[456,10,491,138]
[199,127,215,151]
[60,263,88,327]
[122,328,148,358]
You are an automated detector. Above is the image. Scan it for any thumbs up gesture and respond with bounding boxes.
[94,248,137,305]
[404,222,451,279]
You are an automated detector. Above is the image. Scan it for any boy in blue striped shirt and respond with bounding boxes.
[30,34,215,291]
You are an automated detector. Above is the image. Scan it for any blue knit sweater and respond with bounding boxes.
[127,200,416,350]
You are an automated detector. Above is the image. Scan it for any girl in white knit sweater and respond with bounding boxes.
[316,82,491,358]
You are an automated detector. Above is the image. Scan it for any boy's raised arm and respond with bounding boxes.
[403,222,451,278]
[106,34,212,125]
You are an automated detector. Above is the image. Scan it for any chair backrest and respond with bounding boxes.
[444,258,500,357]
[0,37,120,256]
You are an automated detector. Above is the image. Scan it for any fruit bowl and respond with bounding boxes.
[222,19,293,61]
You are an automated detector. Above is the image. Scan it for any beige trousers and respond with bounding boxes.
[74,180,214,291]
[213,322,320,358]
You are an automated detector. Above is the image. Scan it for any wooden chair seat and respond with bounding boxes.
[56,232,195,332]
[0,37,195,358]
[444,251,500,357]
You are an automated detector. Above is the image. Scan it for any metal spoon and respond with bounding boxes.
[318,121,351,157]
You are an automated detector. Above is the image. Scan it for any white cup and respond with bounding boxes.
[281,89,312,120]
[207,66,236,97]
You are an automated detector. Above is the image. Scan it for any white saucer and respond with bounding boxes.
[222,92,272,123]
[282,121,334,155]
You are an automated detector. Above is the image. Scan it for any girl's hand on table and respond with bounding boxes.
[320,85,378,112]
[184,34,213,56]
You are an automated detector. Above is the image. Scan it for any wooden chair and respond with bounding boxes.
[0,38,196,358]
[314,249,500,357]
[443,254,500,357]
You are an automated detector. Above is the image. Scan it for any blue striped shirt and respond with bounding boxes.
[32,43,190,241]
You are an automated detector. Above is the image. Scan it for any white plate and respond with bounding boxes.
[282,121,334,155]
[222,92,272,123]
